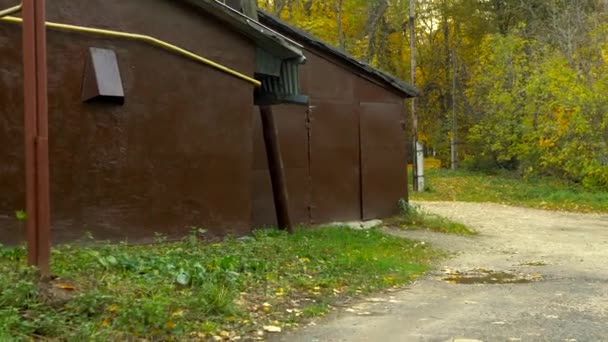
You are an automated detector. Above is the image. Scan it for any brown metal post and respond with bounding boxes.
[259,105,293,233]
[22,0,51,277]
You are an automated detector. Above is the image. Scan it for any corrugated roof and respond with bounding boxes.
[258,11,420,98]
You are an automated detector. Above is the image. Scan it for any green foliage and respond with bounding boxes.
[464,29,608,189]
[466,34,532,170]
[14,210,26,222]
[301,303,330,318]
[0,227,438,340]
[413,168,608,213]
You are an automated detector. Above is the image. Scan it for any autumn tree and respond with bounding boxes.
[259,0,608,190]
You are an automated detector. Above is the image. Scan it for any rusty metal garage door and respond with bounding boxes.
[359,102,407,220]
[309,102,361,223]
[251,105,311,227]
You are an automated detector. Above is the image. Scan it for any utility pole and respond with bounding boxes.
[451,50,458,170]
[22,0,51,277]
[410,0,423,192]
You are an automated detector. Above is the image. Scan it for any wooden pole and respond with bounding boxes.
[22,0,51,277]
[260,106,293,233]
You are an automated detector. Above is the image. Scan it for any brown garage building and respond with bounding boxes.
[0,0,305,244]
[253,12,419,227]
[0,0,417,245]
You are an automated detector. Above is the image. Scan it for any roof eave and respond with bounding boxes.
[258,11,420,97]
[181,0,305,61]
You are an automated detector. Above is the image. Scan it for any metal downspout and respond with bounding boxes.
[0,3,21,17]
[1,1,52,277]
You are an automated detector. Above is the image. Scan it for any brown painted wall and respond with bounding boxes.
[252,46,408,227]
[0,0,257,244]
[251,105,311,227]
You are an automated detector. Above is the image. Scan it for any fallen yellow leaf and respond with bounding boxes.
[55,283,76,291]
[101,318,111,327]
[172,309,185,317]
[263,325,282,333]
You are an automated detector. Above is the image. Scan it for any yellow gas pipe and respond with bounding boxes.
[0,3,21,17]
[0,7,261,87]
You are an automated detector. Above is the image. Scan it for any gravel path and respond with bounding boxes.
[271,201,608,342]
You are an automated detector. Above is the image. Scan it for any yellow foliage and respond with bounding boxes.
[538,137,556,149]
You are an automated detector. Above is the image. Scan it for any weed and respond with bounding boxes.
[390,199,476,235]
[10,211,27,272]
[153,232,167,244]
[301,303,330,318]
[398,199,418,218]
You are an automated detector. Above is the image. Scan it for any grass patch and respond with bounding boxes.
[411,168,608,213]
[0,227,438,340]
[301,303,331,318]
[385,200,476,235]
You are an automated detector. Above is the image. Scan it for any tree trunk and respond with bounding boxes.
[363,0,389,62]
[336,0,345,50]
[451,50,458,170]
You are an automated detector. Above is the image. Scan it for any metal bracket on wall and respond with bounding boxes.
[306,105,315,127]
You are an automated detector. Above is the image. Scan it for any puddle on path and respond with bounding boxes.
[441,268,543,284]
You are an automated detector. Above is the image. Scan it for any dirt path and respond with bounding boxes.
[271,201,608,342]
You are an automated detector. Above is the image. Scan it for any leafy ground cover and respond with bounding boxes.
[0,227,439,341]
[411,167,608,213]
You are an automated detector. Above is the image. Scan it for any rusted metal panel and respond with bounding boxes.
[0,0,257,244]
[250,169,277,227]
[303,52,354,103]
[253,101,362,227]
[360,102,408,220]
[274,105,311,226]
[355,75,403,104]
[251,106,275,228]
[309,102,361,223]
[252,11,414,226]
[251,166,311,228]
[251,104,310,227]
[251,48,410,226]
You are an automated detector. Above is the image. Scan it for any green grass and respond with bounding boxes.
[385,200,476,235]
[0,227,439,340]
[412,168,608,213]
